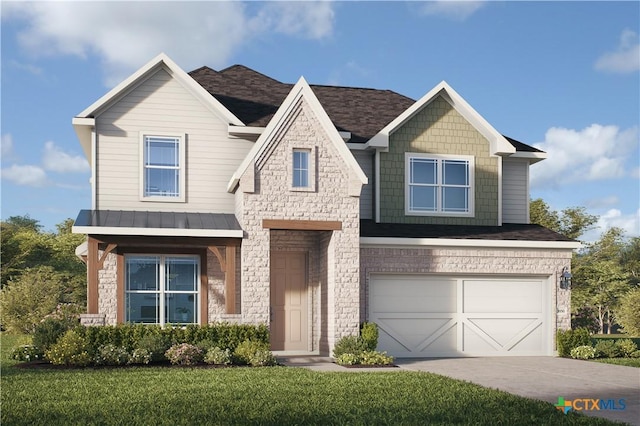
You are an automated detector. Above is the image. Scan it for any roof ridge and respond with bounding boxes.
[188,65,217,75]
[218,64,284,84]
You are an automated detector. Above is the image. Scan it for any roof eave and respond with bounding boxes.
[508,151,547,164]
[360,236,580,250]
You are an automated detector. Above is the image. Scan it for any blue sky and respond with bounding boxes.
[1,1,638,241]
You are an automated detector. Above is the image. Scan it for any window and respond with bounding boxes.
[292,149,310,188]
[140,134,185,201]
[406,153,474,215]
[125,255,199,325]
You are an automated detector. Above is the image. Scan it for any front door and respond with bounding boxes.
[270,251,308,351]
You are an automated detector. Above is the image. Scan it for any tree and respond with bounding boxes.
[572,228,632,334]
[0,266,64,333]
[616,288,640,336]
[529,198,597,240]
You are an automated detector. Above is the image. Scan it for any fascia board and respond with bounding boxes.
[72,225,243,238]
[509,151,547,164]
[360,237,581,250]
[75,53,243,126]
[367,81,516,156]
[72,118,95,162]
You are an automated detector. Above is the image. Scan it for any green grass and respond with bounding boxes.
[1,334,614,426]
[592,357,640,367]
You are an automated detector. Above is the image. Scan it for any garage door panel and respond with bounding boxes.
[372,277,456,313]
[370,274,549,357]
[378,319,458,356]
[463,280,542,313]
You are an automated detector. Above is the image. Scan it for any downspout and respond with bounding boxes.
[375,149,380,223]
[91,127,97,210]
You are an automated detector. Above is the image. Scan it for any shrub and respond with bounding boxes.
[94,344,130,366]
[556,328,592,357]
[165,343,203,366]
[616,289,640,336]
[196,339,217,352]
[33,317,76,353]
[570,345,596,360]
[204,347,232,365]
[10,344,43,362]
[360,322,379,351]
[332,335,367,359]
[135,333,170,362]
[233,340,276,366]
[615,339,638,358]
[0,266,63,333]
[594,340,619,358]
[45,329,92,366]
[630,350,640,358]
[360,350,394,366]
[129,348,152,365]
[335,353,359,366]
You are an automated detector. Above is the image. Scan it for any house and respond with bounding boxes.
[72,53,579,357]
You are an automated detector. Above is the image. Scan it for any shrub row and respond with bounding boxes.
[558,328,640,359]
[18,319,273,367]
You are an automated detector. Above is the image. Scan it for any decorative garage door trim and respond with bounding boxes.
[369,274,551,357]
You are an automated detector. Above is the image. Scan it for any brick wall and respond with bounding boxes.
[237,97,361,353]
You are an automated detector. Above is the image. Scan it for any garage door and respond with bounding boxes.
[369,275,550,357]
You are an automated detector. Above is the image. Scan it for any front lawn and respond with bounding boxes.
[592,357,640,367]
[1,334,613,425]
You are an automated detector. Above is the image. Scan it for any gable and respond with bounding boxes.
[379,94,500,226]
[229,77,367,195]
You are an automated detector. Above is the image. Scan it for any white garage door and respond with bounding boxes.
[369,275,550,357]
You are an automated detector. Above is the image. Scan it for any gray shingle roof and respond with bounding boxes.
[360,220,573,242]
[189,64,538,150]
[74,210,241,231]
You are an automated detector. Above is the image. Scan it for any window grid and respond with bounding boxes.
[293,149,310,188]
[125,255,199,325]
[408,155,472,214]
[143,135,181,198]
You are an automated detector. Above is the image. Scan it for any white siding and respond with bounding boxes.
[352,150,373,219]
[95,68,254,213]
[502,159,529,223]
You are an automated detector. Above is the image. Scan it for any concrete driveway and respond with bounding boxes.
[396,357,639,425]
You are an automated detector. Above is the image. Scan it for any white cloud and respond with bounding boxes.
[1,134,14,159]
[42,141,90,173]
[1,164,48,187]
[250,1,335,40]
[530,124,639,189]
[595,29,640,73]
[420,1,485,21]
[582,208,640,242]
[4,1,336,86]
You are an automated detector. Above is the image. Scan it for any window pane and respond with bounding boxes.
[443,187,469,212]
[411,159,436,184]
[165,257,198,291]
[443,160,468,186]
[145,138,179,167]
[293,150,309,188]
[410,186,436,211]
[126,256,160,291]
[166,293,197,324]
[127,293,159,324]
[145,168,179,197]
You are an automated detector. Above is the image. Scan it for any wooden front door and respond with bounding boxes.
[270,251,308,351]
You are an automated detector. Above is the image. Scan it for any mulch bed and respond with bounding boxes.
[337,363,398,368]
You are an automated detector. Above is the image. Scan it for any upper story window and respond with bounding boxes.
[140,134,186,202]
[405,153,474,216]
[293,149,310,188]
[291,148,315,191]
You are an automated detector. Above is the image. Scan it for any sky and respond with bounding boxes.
[1,1,639,242]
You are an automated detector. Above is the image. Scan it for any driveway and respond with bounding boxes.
[396,357,639,425]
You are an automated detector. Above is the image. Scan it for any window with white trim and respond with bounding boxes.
[125,255,199,325]
[406,153,474,215]
[140,134,185,201]
[292,149,310,188]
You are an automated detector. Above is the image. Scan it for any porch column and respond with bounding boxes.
[87,237,99,314]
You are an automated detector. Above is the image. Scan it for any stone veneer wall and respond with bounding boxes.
[380,95,499,225]
[98,251,118,325]
[236,98,361,353]
[360,247,572,333]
